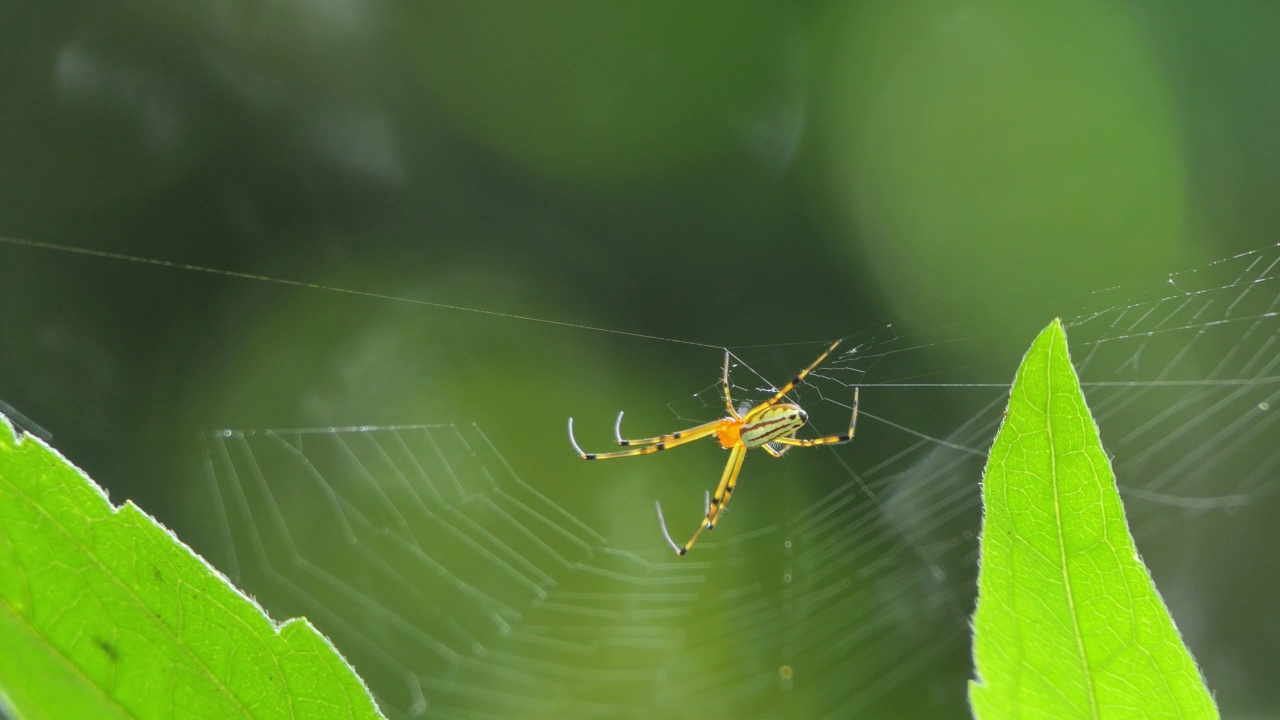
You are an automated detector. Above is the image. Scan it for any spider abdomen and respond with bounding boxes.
[738,404,808,448]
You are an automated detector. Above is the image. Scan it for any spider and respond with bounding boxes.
[568,339,859,556]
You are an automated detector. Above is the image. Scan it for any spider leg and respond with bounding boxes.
[775,388,859,448]
[722,350,742,420]
[613,412,723,447]
[658,444,747,555]
[706,444,748,530]
[568,416,721,460]
[656,491,709,555]
[759,339,843,410]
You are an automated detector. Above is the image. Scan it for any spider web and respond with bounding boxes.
[186,244,1280,718]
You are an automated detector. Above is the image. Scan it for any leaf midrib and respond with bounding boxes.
[1047,328,1099,720]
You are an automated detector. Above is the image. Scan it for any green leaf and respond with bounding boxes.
[969,319,1218,719]
[0,415,385,719]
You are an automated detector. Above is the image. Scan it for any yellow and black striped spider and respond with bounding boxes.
[568,340,859,556]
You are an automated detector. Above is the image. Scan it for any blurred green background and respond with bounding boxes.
[1,1,1278,718]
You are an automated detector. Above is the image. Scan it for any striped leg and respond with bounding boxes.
[569,416,722,460]
[706,444,748,530]
[722,350,741,419]
[613,412,723,447]
[775,388,859,448]
[759,340,843,409]
[657,444,747,556]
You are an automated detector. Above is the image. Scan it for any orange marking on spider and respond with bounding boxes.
[567,339,859,556]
